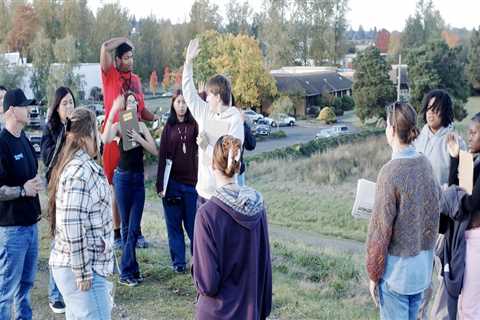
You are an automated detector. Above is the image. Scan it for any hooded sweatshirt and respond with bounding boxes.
[413,125,465,186]
[192,184,272,320]
[183,62,244,199]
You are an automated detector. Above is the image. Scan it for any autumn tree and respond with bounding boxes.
[149,70,158,95]
[6,4,39,61]
[161,67,170,92]
[441,30,461,48]
[375,29,391,53]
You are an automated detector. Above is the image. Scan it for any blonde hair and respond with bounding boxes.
[213,135,242,178]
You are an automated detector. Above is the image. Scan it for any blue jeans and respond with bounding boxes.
[0,224,38,320]
[379,280,424,320]
[49,241,64,304]
[162,179,197,268]
[113,169,145,280]
[52,267,113,320]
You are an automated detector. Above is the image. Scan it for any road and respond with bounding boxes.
[248,116,357,156]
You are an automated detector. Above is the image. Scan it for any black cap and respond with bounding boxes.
[3,88,36,112]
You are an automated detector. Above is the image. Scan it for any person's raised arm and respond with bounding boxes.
[100,37,133,72]
[101,96,123,144]
[182,39,208,120]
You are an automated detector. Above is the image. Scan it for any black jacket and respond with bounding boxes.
[439,155,480,320]
[40,123,65,182]
[240,122,256,175]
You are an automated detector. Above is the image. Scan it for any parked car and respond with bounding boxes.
[272,113,296,127]
[257,117,277,128]
[25,131,42,158]
[28,106,43,129]
[253,124,271,136]
[315,125,350,139]
[161,92,173,97]
[244,109,264,123]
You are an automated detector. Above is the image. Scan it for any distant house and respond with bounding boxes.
[269,67,353,116]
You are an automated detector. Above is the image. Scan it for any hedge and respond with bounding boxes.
[245,128,384,164]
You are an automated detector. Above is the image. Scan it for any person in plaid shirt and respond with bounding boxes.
[47,108,114,320]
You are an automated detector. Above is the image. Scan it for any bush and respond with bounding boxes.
[272,95,295,116]
[318,107,337,124]
[306,106,321,118]
[341,95,355,111]
[332,98,344,116]
[246,128,384,164]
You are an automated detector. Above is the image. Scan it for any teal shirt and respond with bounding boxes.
[382,146,434,295]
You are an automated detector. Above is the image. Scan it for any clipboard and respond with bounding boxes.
[351,179,376,219]
[205,118,229,146]
[459,150,474,195]
[119,109,140,151]
[163,159,173,193]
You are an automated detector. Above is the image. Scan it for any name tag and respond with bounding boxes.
[14,153,24,161]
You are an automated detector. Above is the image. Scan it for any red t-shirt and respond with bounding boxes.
[101,64,146,183]
[101,64,145,121]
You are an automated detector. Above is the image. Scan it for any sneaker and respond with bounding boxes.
[49,301,66,314]
[135,274,145,283]
[136,235,149,249]
[118,278,139,287]
[173,265,186,274]
[114,238,123,250]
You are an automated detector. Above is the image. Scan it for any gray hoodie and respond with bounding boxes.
[413,125,465,186]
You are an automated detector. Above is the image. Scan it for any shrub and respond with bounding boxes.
[332,98,344,116]
[318,107,337,124]
[341,95,355,111]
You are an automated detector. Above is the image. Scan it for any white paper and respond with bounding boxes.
[459,150,474,195]
[205,118,230,146]
[351,179,376,219]
[163,159,173,193]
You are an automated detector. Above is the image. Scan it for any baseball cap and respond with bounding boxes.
[3,88,36,112]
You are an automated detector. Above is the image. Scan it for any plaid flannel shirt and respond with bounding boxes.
[49,150,114,281]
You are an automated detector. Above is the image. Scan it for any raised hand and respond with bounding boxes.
[186,39,200,63]
[446,132,460,158]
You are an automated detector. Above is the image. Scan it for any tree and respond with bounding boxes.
[352,46,396,123]
[401,0,444,53]
[318,107,337,124]
[30,31,53,101]
[5,4,39,61]
[161,67,170,91]
[225,0,253,35]
[89,3,130,63]
[388,31,402,60]
[150,70,158,95]
[331,0,349,64]
[132,16,164,82]
[259,0,293,68]
[271,95,294,115]
[47,34,84,101]
[189,0,222,36]
[33,0,62,42]
[466,28,480,91]
[406,40,469,121]
[0,56,26,89]
[375,29,391,53]
[0,0,12,47]
[441,30,461,48]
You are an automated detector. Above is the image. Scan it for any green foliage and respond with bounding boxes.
[0,56,26,89]
[352,46,395,123]
[467,28,480,91]
[47,34,84,101]
[246,128,384,164]
[340,95,355,111]
[406,40,469,121]
[332,97,344,116]
[272,95,294,116]
[30,31,53,101]
[318,107,337,124]
[189,0,222,36]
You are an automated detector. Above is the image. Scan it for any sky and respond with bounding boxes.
[89,0,479,31]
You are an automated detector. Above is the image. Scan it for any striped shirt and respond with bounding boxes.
[49,149,114,281]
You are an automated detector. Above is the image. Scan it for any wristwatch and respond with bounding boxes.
[20,186,26,197]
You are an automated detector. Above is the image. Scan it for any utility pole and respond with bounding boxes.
[397,54,402,102]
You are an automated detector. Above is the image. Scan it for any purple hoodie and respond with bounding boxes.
[192,185,272,320]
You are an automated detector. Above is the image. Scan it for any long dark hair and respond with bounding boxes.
[167,89,194,125]
[48,87,76,132]
[47,108,98,237]
[420,89,454,128]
